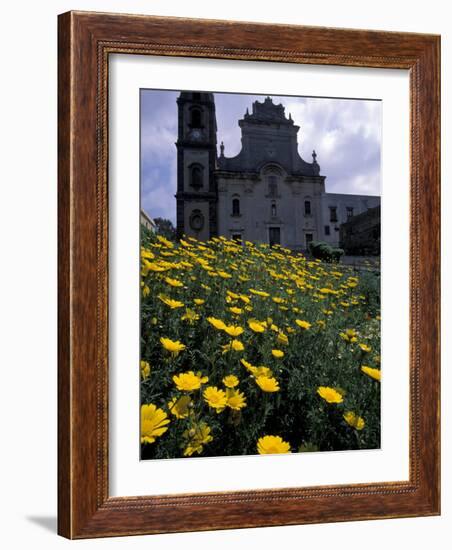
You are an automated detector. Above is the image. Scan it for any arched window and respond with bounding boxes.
[271,202,277,217]
[304,200,311,216]
[268,175,278,197]
[191,108,202,128]
[232,198,240,216]
[190,164,203,190]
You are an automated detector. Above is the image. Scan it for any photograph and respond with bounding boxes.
[41,2,442,539]
[139,89,382,460]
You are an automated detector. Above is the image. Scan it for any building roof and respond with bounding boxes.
[217,96,321,177]
[140,209,156,227]
[341,204,381,227]
[242,96,296,125]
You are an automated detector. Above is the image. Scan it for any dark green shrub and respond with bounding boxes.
[331,248,344,262]
[309,241,343,263]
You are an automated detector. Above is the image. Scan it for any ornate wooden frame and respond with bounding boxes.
[58,11,440,538]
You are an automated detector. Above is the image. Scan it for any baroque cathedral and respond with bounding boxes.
[175,92,380,250]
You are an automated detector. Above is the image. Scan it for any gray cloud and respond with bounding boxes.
[141,90,381,224]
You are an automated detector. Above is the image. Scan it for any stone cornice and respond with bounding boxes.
[215,171,261,181]
[175,191,217,201]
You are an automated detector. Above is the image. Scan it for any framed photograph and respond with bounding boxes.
[58,11,440,538]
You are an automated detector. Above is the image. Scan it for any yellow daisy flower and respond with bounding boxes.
[221,339,245,353]
[164,276,183,287]
[255,375,280,392]
[249,289,270,298]
[168,395,191,419]
[254,366,273,378]
[359,343,372,353]
[295,319,311,330]
[207,317,227,331]
[248,319,266,333]
[317,386,343,404]
[224,325,244,337]
[319,287,337,295]
[277,332,289,346]
[203,386,227,413]
[181,308,200,324]
[223,375,239,388]
[173,370,208,391]
[226,388,247,410]
[339,328,358,343]
[160,337,186,356]
[240,358,255,372]
[143,261,168,273]
[158,294,184,309]
[141,404,170,444]
[361,366,381,381]
[140,360,150,380]
[257,435,291,454]
[343,411,365,430]
[183,422,213,456]
[157,235,174,248]
[140,248,154,259]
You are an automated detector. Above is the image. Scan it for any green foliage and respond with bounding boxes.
[140,234,381,459]
[309,240,344,263]
[141,223,154,246]
[154,217,176,241]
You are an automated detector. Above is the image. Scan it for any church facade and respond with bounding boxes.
[175,92,380,250]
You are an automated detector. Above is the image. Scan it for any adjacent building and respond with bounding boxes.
[140,209,156,232]
[175,92,380,250]
[339,205,381,255]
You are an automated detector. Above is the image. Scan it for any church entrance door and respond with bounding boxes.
[268,227,281,247]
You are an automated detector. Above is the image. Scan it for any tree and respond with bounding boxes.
[154,217,176,241]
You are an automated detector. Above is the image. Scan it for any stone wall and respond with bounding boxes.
[320,193,380,247]
[216,167,326,249]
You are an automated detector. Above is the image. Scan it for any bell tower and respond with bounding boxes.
[175,91,218,240]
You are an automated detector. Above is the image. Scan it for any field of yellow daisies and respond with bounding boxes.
[140,229,381,459]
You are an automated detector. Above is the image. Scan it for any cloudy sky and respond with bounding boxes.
[141,90,381,225]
